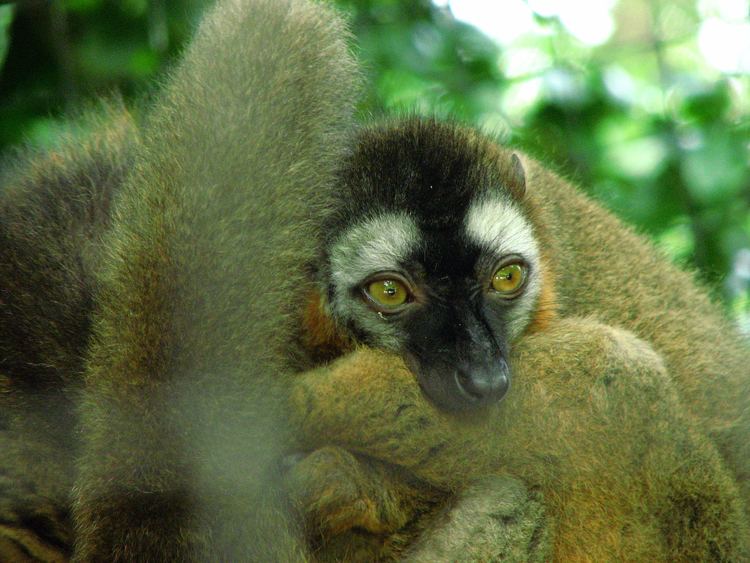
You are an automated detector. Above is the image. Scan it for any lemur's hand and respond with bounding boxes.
[284,446,437,537]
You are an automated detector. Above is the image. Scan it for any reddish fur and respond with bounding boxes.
[301,290,352,361]
[525,261,558,334]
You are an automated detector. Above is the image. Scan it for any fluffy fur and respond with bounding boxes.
[0,104,136,561]
[72,0,360,559]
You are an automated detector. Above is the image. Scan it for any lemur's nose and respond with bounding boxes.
[454,357,510,406]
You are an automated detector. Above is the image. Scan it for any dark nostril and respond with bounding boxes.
[454,368,509,404]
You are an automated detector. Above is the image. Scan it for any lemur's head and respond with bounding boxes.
[322,119,545,412]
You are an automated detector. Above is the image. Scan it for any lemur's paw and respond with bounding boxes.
[284,446,392,536]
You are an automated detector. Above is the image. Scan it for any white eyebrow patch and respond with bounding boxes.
[465,196,540,263]
[329,212,420,290]
[466,196,542,340]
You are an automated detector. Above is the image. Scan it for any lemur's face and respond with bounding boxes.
[323,121,541,412]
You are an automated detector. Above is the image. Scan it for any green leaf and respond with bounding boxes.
[681,129,746,205]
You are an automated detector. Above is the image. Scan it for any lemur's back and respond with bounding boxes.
[526,157,750,506]
[0,104,136,561]
[0,104,135,391]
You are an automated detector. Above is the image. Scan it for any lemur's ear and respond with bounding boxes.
[508,153,526,199]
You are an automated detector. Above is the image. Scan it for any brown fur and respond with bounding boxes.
[69,0,361,559]
[0,103,135,562]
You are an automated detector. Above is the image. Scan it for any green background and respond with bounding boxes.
[0,0,748,328]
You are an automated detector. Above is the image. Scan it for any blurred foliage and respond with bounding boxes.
[0,0,748,327]
[0,0,204,148]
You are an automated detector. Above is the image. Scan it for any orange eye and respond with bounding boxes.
[491,263,526,296]
[364,277,411,312]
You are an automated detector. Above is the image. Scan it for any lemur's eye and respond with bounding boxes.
[491,262,526,296]
[363,275,411,313]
